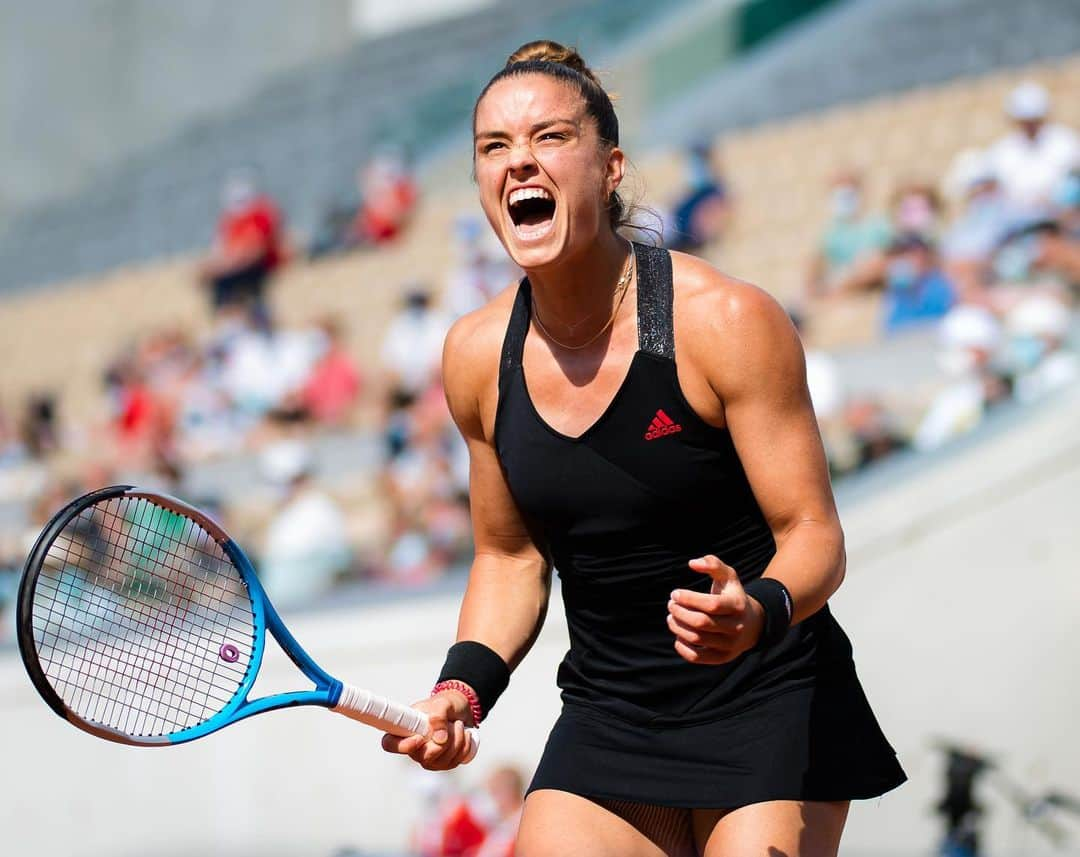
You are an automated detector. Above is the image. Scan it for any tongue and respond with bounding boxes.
[519,208,553,227]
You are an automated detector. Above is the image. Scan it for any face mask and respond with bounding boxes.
[1055,174,1080,210]
[1009,336,1046,371]
[830,186,860,221]
[994,236,1037,282]
[887,258,919,291]
[897,196,935,232]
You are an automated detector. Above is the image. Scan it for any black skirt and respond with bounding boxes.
[528,661,906,808]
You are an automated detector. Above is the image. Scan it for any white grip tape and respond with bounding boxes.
[333,683,479,763]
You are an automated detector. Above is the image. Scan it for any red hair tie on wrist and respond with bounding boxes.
[431,679,483,726]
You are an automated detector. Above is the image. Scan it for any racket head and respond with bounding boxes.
[17,486,266,746]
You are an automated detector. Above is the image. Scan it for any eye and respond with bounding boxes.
[479,140,506,154]
[539,132,566,143]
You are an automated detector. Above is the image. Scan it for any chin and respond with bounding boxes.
[502,222,568,271]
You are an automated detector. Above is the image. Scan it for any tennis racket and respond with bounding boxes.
[17,484,478,758]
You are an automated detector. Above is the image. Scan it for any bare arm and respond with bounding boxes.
[668,260,844,663]
[383,298,550,767]
[445,317,552,668]
[711,282,845,623]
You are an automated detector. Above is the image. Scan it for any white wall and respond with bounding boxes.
[4,384,1080,856]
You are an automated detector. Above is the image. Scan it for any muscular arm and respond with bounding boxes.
[704,278,845,624]
[383,303,549,768]
[442,309,552,669]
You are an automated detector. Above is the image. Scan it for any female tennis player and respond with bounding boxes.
[383,41,906,856]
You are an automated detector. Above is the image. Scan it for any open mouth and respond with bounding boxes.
[507,187,556,239]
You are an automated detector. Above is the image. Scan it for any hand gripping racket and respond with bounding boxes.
[17,484,478,758]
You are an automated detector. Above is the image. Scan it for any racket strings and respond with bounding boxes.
[31,496,257,737]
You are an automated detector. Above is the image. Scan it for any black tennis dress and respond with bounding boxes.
[494,243,906,808]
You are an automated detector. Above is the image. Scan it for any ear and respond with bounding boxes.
[604,146,626,198]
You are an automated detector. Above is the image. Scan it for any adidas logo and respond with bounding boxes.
[644,409,682,440]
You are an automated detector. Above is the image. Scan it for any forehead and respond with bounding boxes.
[474,73,587,132]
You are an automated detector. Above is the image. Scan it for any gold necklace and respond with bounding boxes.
[531,243,635,351]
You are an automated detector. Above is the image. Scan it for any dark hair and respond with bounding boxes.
[473,40,628,229]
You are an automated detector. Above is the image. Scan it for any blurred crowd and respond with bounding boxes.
[2,79,1079,644]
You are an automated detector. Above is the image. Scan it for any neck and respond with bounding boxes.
[525,229,631,342]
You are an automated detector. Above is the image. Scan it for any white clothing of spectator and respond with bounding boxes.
[804,349,844,422]
[219,324,324,415]
[913,306,1003,451]
[986,82,1080,214]
[444,215,519,319]
[380,289,450,395]
[942,150,1018,263]
[1006,295,1078,402]
[259,441,351,608]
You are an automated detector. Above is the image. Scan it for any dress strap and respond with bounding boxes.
[634,242,675,360]
[499,278,532,385]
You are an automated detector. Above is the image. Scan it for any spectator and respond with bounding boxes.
[882,234,957,335]
[381,388,469,585]
[199,169,288,329]
[443,214,519,318]
[665,141,731,252]
[806,171,892,297]
[985,81,1080,215]
[20,393,60,459]
[942,151,1019,300]
[380,288,451,399]
[913,306,1008,451]
[293,319,363,426]
[258,441,352,607]
[890,181,943,243]
[1005,294,1077,402]
[473,766,526,857]
[354,149,418,246]
[1032,170,1080,289]
[410,772,488,857]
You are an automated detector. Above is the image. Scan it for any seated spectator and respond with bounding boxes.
[1032,170,1080,290]
[380,288,451,399]
[20,393,60,459]
[474,766,527,857]
[353,149,418,246]
[890,181,943,243]
[806,171,892,297]
[942,151,1019,300]
[410,771,488,857]
[913,306,1009,451]
[381,389,469,585]
[443,214,519,318]
[258,441,351,607]
[882,234,957,335]
[986,82,1080,215]
[199,170,288,329]
[665,141,731,253]
[293,319,363,426]
[1005,294,1077,402]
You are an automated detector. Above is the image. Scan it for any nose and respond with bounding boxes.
[507,142,539,176]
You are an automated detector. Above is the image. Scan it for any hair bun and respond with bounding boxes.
[507,40,602,89]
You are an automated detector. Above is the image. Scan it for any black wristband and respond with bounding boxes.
[436,641,511,721]
[744,577,794,651]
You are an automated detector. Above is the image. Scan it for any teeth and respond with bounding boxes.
[509,187,553,206]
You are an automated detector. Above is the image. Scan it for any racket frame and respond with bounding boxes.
[19,485,352,746]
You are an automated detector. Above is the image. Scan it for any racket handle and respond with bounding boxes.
[333,683,479,764]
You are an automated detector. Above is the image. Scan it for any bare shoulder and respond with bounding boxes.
[668,251,803,393]
[670,251,791,334]
[442,281,520,438]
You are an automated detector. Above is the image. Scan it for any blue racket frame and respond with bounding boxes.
[166,538,346,744]
[19,485,349,747]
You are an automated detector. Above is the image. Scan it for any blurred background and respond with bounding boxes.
[2,0,1080,855]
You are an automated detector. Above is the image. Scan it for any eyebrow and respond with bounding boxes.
[475,117,581,141]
